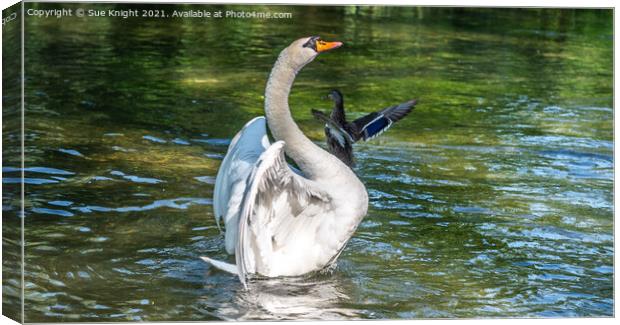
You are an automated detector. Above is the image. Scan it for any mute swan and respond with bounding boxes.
[202,36,368,287]
[311,89,416,167]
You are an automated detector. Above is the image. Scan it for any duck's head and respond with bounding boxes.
[327,89,343,104]
[283,36,343,69]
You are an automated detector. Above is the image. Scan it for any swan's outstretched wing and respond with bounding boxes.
[236,141,334,287]
[350,99,417,141]
[213,116,270,254]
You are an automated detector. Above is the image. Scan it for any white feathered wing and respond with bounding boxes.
[212,117,270,254]
[235,141,338,287]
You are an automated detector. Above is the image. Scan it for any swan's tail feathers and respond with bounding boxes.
[200,256,239,275]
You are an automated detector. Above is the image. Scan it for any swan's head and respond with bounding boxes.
[284,36,343,69]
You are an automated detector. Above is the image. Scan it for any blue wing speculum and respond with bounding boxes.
[361,115,393,141]
[357,99,417,141]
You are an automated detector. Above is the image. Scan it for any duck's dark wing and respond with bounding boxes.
[311,109,355,146]
[311,108,331,124]
[311,109,356,167]
[349,99,417,141]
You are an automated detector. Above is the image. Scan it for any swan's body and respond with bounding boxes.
[312,89,417,167]
[203,37,368,287]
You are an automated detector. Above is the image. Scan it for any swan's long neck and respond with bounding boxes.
[264,53,347,180]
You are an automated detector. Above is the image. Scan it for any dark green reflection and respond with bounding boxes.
[16,3,613,321]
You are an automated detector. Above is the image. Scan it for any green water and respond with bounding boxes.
[2,4,613,321]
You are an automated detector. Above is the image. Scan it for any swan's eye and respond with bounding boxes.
[302,36,320,51]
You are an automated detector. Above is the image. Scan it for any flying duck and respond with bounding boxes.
[311,89,417,166]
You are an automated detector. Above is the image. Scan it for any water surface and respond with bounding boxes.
[2,4,613,321]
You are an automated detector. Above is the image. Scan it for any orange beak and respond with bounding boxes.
[316,39,343,53]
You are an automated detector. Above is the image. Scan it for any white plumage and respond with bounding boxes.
[213,116,270,254]
[202,37,368,288]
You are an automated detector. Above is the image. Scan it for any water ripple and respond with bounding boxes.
[72,197,212,214]
[110,170,163,184]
